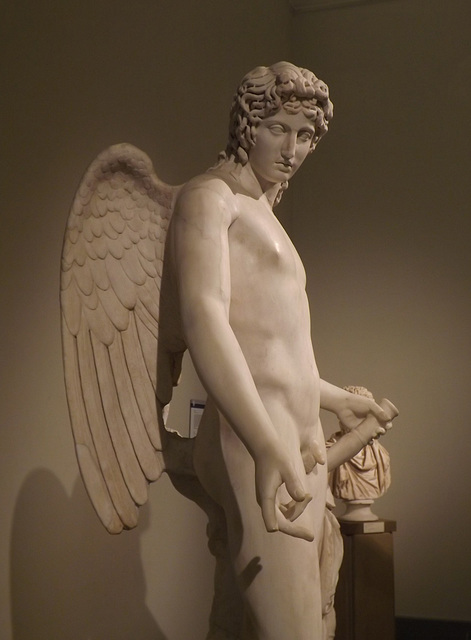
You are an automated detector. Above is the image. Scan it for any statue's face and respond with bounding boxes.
[248,108,315,191]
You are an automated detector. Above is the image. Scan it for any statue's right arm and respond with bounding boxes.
[169,181,312,540]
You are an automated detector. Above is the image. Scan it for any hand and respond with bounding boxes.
[355,416,388,446]
[302,438,326,474]
[254,442,315,542]
[336,392,391,431]
[347,397,398,445]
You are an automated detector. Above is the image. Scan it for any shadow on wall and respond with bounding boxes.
[10,469,166,640]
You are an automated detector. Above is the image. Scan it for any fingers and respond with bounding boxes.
[260,484,314,540]
[279,495,312,522]
[277,513,314,542]
[260,496,278,533]
[370,400,390,423]
[283,466,309,503]
[256,451,313,540]
[368,421,395,444]
[310,439,326,466]
[260,471,308,532]
[261,490,314,541]
[277,499,314,540]
[261,496,313,539]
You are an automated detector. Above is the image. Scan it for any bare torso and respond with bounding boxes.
[166,160,328,639]
[227,188,321,448]
[183,163,324,473]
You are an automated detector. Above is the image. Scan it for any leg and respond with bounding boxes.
[167,469,244,640]
[195,421,327,638]
[226,466,326,640]
[205,504,244,640]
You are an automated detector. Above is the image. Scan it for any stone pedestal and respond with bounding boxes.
[335,519,396,640]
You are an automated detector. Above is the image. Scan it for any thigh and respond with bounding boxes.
[222,438,327,639]
[195,407,328,640]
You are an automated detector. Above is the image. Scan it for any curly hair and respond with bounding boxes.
[225,61,334,164]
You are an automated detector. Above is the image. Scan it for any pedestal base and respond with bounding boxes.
[335,519,396,640]
[339,500,379,522]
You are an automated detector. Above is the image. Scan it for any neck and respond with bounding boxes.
[219,155,282,208]
[239,162,281,208]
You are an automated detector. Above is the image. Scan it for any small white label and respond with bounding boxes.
[363,521,385,534]
[189,400,205,438]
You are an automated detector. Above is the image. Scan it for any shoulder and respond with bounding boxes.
[175,171,238,221]
[169,173,236,259]
[175,155,252,225]
[183,170,234,197]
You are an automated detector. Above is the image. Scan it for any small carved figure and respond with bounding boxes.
[61,62,397,639]
[327,386,395,522]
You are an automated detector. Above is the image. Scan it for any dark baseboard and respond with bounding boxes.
[396,617,471,640]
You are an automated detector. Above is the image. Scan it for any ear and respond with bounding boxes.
[248,123,258,146]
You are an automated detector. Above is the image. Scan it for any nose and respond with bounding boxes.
[281,132,297,161]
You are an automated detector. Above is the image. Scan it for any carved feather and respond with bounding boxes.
[61,143,183,533]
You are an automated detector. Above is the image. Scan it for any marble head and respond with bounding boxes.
[226,61,334,165]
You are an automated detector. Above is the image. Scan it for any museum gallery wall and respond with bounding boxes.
[1,0,470,638]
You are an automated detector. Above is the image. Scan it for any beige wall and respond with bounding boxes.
[2,1,471,637]
[0,2,291,638]
[292,0,471,622]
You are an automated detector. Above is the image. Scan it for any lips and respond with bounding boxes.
[276,162,293,171]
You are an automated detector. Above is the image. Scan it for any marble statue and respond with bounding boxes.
[327,386,395,522]
[61,62,398,640]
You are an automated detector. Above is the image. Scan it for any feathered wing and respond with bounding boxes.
[61,143,184,533]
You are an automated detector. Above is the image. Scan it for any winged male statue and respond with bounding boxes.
[61,61,397,640]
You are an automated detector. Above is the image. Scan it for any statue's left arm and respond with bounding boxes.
[319,379,392,430]
[325,396,398,471]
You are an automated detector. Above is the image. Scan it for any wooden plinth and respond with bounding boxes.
[334,519,397,640]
